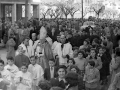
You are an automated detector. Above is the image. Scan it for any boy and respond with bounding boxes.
[44,59,57,81]
[0,59,11,90]
[28,56,44,90]
[4,56,19,78]
[83,61,100,90]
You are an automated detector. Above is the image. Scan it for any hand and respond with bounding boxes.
[62,55,66,58]
[7,68,11,71]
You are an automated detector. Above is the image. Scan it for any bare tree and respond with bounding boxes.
[68,3,80,19]
[90,2,105,18]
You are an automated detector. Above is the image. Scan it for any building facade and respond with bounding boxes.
[0,0,40,23]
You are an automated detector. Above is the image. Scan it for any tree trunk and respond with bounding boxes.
[25,0,29,28]
[71,14,74,19]
[65,14,67,19]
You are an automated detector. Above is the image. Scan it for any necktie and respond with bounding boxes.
[33,41,35,46]
[61,44,64,50]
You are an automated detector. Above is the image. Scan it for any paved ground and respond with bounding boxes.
[0,47,7,64]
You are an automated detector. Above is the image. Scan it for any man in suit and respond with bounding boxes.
[44,59,57,81]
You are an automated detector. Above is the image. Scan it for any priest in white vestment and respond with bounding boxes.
[54,35,73,66]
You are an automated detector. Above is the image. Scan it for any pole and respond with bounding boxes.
[81,0,83,20]
[25,0,29,27]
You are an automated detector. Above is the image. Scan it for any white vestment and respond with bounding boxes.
[14,71,32,90]
[28,64,44,86]
[54,43,73,65]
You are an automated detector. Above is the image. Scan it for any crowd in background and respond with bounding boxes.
[0,17,120,90]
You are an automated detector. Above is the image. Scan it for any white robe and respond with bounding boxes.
[54,43,73,65]
[28,39,37,56]
[18,43,30,58]
[28,64,44,86]
[52,41,59,52]
[4,64,19,78]
[14,71,32,90]
[0,69,12,90]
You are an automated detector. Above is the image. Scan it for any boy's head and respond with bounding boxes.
[30,56,37,65]
[49,59,55,67]
[0,60,4,71]
[73,47,79,55]
[78,51,85,58]
[23,37,29,46]
[99,47,104,54]
[18,46,24,54]
[87,61,95,69]
[7,56,14,66]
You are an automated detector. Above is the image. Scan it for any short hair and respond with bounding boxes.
[93,38,99,44]
[23,37,30,41]
[72,47,79,51]
[88,61,95,67]
[49,59,55,62]
[0,60,4,65]
[21,63,28,68]
[30,56,37,60]
[78,50,85,58]
[57,65,67,73]
[67,58,75,64]
[102,41,107,46]
[38,80,51,90]
[84,39,90,44]
[7,56,14,61]
[65,72,78,88]
[90,48,97,53]
[70,65,79,73]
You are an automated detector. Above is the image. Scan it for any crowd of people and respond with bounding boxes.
[0,17,120,90]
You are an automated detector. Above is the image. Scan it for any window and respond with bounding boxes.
[5,5,12,17]
[22,5,33,18]
[22,5,25,17]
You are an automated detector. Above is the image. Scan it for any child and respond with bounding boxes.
[73,47,79,59]
[83,61,100,90]
[0,59,12,90]
[4,56,19,78]
[50,65,67,89]
[14,63,32,90]
[70,65,84,90]
[28,56,44,90]
[67,58,75,72]
[74,51,86,76]
[44,59,57,81]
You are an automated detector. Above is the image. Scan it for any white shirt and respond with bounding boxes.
[28,64,44,86]
[4,64,19,78]
[14,71,32,90]
[28,39,37,56]
[50,67,54,79]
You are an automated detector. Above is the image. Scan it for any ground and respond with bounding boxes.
[0,47,7,64]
